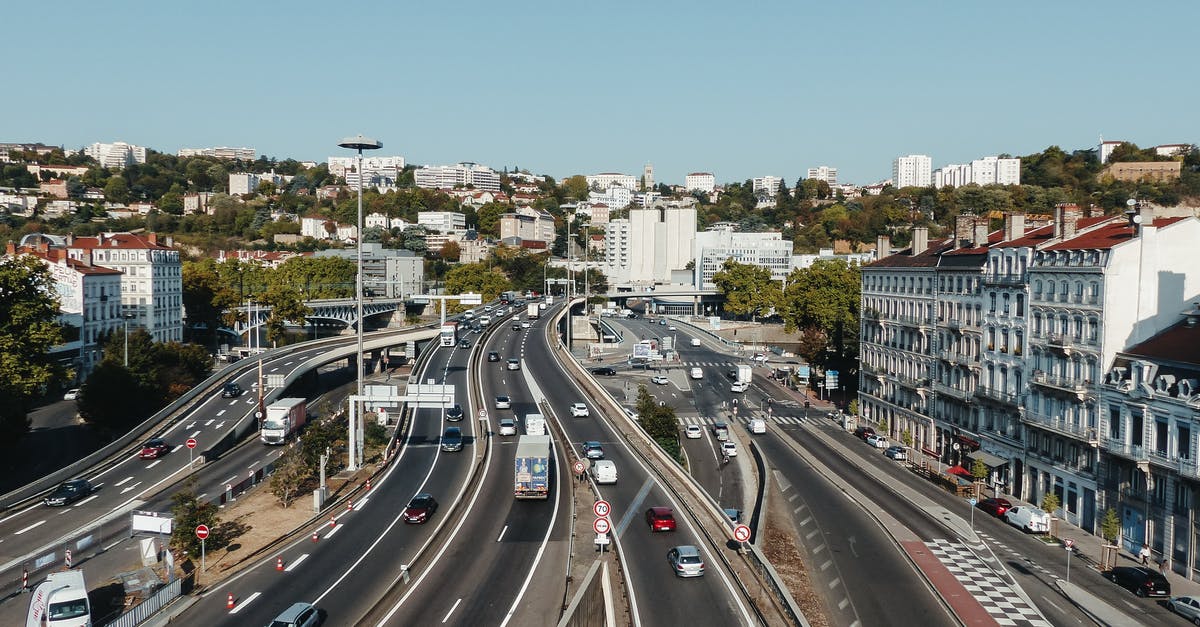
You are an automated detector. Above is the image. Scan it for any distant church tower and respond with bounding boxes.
[643,163,654,191]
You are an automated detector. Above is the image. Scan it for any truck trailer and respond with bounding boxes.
[261,397,307,444]
[514,434,551,499]
[526,302,540,319]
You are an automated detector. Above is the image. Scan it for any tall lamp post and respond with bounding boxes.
[122,313,136,367]
[338,134,382,471]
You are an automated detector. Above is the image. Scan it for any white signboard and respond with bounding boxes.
[131,511,173,534]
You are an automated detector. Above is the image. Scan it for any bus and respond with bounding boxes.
[440,322,458,347]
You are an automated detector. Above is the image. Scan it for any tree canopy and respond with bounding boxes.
[712,259,780,321]
[0,255,65,440]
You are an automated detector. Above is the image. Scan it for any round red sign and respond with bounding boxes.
[733,524,751,543]
[195,524,210,540]
[186,438,197,449]
[593,517,611,534]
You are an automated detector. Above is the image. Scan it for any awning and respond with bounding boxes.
[968,450,1009,468]
[946,465,973,478]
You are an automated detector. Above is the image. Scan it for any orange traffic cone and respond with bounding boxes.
[276,557,284,571]
[329,517,336,528]
[366,479,372,491]
[312,532,319,542]
[347,500,353,511]
[226,593,235,609]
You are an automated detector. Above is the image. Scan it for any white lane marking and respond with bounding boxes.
[216,422,226,429]
[114,476,134,487]
[441,598,462,623]
[496,525,508,542]
[797,515,812,525]
[229,591,260,614]
[205,419,215,426]
[189,431,200,439]
[170,445,184,453]
[324,523,344,539]
[216,409,226,417]
[812,543,826,553]
[15,520,46,534]
[285,554,309,572]
[838,597,850,610]
[820,560,833,571]
[354,497,370,510]
[146,460,162,469]
[828,577,841,589]
[121,482,143,494]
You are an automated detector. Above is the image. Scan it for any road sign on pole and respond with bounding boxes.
[733,524,751,543]
[593,500,611,518]
[572,460,586,475]
[593,517,611,534]
[186,438,197,449]
[478,408,488,421]
[195,524,209,539]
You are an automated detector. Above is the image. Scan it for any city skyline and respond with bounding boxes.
[3,2,1197,187]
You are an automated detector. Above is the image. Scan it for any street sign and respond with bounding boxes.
[593,517,611,534]
[572,460,586,475]
[478,408,488,420]
[593,500,611,518]
[968,497,977,506]
[733,524,752,543]
[1064,539,1075,549]
[195,524,210,540]
[826,370,839,388]
[186,438,197,449]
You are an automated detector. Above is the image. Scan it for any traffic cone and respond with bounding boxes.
[312,532,319,542]
[276,557,284,571]
[329,517,336,528]
[366,479,371,491]
[226,593,235,609]
[347,500,353,511]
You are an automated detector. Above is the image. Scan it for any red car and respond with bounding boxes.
[139,438,170,459]
[645,507,676,532]
[403,493,439,524]
[976,497,1012,518]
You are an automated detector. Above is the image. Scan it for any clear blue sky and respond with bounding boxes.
[4,1,1196,187]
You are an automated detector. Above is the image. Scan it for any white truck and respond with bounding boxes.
[261,398,307,444]
[524,413,546,436]
[735,364,753,384]
[527,302,540,319]
[514,434,551,499]
[27,569,91,627]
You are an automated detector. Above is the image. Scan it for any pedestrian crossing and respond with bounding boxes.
[680,361,735,368]
[676,415,811,427]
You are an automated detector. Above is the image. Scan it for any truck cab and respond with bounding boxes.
[29,570,91,627]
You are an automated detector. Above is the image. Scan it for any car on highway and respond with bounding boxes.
[570,402,590,417]
[511,323,520,331]
[651,375,669,385]
[220,382,242,398]
[268,601,322,627]
[538,302,547,310]
[659,320,666,326]
[507,358,521,371]
[712,422,729,441]
[721,441,737,457]
[748,418,766,434]
[866,434,889,448]
[730,381,749,393]
[592,459,617,484]
[582,441,604,459]
[1003,505,1051,533]
[883,445,908,461]
[690,337,701,347]
[63,388,80,401]
[441,427,463,452]
[521,321,530,328]
[646,507,677,532]
[498,418,517,436]
[1168,595,1200,622]
[690,367,703,380]
[622,407,639,422]
[684,425,703,439]
[139,438,170,459]
[667,545,705,578]
[403,493,439,524]
[488,351,501,362]
[494,395,511,409]
[668,325,677,331]
[44,478,94,507]
[974,497,1012,517]
[1103,566,1170,597]
[591,366,617,376]
[458,338,472,349]
[446,404,464,421]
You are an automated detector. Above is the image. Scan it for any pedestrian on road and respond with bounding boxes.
[1139,543,1151,565]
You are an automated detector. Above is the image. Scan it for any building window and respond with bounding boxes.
[1131,412,1144,447]
[1109,406,1120,439]
[989,292,997,313]
[1178,425,1192,460]
[1157,420,1169,456]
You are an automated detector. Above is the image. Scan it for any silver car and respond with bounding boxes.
[1168,595,1200,623]
[495,395,511,409]
[667,545,705,578]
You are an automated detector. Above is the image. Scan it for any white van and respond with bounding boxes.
[592,459,617,484]
[748,418,766,434]
[690,337,701,347]
[690,367,703,380]
[1003,505,1051,533]
[30,570,91,627]
[525,413,546,436]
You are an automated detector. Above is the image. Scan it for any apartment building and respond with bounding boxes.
[752,176,783,198]
[499,208,556,244]
[229,170,289,195]
[313,243,423,299]
[807,166,838,185]
[585,173,638,191]
[684,172,716,194]
[65,232,183,343]
[178,147,256,160]
[893,155,932,188]
[413,162,500,193]
[933,156,1021,188]
[83,142,147,168]
[693,227,793,290]
[417,211,467,234]
[365,212,409,231]
[589,184,633,210]
[604,219,632,279]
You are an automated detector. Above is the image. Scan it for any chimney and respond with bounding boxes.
[148,232,158,246]
[876,235,891,260]
[911,227,929,255]
[166,235,174,247]
[5,241,14,255]
[1139,204,1155,235]
[954,214,975,247]
[66,232,74,246]
[1003,213,1026,242]
[973,222,989,248]
[97,233,105,246]
[1053,203,1081,240]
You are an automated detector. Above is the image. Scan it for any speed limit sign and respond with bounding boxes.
[593,500,611,518]
[593,517,611,534]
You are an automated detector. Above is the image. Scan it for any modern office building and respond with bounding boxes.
[684,172,716,194]
[693,227,793,290]
[499,208,556,244]
[417,211,467,234]
[314,243,424,299]
[893,155,933,188]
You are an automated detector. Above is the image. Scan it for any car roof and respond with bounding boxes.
[499,417,515,423]
[649,506,673,515]
[584,440,602,447]
[274,602,315,620]
[672,544,700,556]
[686,424,702,430]
[444,427,461,434]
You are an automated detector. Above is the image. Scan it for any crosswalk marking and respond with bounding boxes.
[677,415,809,427]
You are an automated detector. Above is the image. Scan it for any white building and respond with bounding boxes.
[933,156,1021,188]
[178,147,256,160]
[65,232,183,343]
[1099,139,1125,164]
[893,155,932,188]
[685,172,716,194]
[365,212,409,231]
[314,243,423,299]
[752,176,783,198]
[588,184,633,210]
[83,142,147,168]
[643,164,654,190]
[300,215,355,241]
[692,227,793,290]
[604,219,632,273]
[229,170,289,195]
[625,206,697,285]
[499,208,556,244]
[585,173,638,191]
[807,166,838,185]
[414,162,501,193]
[418,211,467,234]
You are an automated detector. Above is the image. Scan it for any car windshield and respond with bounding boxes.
[48,599,89,619]
[677,555,701,564]
[409,496,432,508]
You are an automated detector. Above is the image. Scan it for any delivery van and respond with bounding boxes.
[592,459,617,484]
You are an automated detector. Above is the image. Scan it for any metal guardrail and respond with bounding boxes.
[103,576,183,627]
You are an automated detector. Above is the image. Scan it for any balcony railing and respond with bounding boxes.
[1021,410,1098,442]
[975,386,1021,406]
[1030,371,1092,397]
[1102,437,1194,472]
[982,273,1027,286]
[893,314,935,328]
[932,381,974,403]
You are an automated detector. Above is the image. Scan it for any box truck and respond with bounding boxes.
[27,569,91,627]
[735,364,753,384]
[514,434,551,499]
[261,398,307,444]
[526,302,540,319]
[440,322,458,347]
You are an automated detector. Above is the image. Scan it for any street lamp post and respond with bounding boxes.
[122,313,136,367]
[338,134,382,472]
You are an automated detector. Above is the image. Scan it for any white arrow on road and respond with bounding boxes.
[121,481,143,494]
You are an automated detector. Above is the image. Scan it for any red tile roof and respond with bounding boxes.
[1044,217,1187,251]
[18,248,122,275]
[68,232,174,250]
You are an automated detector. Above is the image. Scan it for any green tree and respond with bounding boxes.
[444,262,512,302]
[1040,492,1061,518]
[440,240,462,262]
[76,361,141,435]
[182,258,235,346]
[1100,508,1121,544]
[0,255,65,441]
[169,477,222,555]
[971,458,989,482]
[260,284,310,345]
[900,429,913,448]
[561,175,590,201]
[475,203,507,237]
[104,175,130,203]
[780,259,861,370]
[712,259,780,321]
[269,445,310,508]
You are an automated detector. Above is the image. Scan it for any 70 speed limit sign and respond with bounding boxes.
[593,500,611,518]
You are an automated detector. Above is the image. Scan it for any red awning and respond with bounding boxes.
[946,465,973,478]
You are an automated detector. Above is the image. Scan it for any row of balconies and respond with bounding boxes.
[1031,292,1100,306]
[1030,370,1092,399]
[975,386,1022,406]
[982,273,1026,286]
[1021,409,1098,442]
[1100,437,1200,479]
[932,381,974,403]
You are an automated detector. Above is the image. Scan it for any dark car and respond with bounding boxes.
[221,382,243,398]
[441,427,463,452]
[403,493,439,524]
[488,351,501,362]
[512,323,521,331]
[646,507,677,532]
[853,426,876,440]
[458,338,472,349]
[139,438,170,459]
[44,479,94,507]
[976,497,1013,518]
[446,404,464,421]
[1104,566,1170,597]
[591,367,617,376]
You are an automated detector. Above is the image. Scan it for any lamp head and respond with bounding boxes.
[337,135,382,151]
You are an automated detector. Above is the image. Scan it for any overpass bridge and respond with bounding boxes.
[598,288,723,316]
[227,297,415,339]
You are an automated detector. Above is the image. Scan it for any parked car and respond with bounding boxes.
[1167,595,1200,622]
[570,402,590,418]
[667,545,705,578]
[446,404,464,421]
[403,493,439,524]
[44,479,93,507]
[866,434,889,449]
[646,507,677,532]
[1003,506,1051,533]
[220,382,242,398]
[498,418,517,436]
[884,445,908,461]
[651,375,670,385]
[684,425,703,439]
[506,358,521,371]
[721,441,737,457]
[488,351,501,362]
[1104,566,1170,597]
[139,438,170,459]
[591,366,617,376]
[582,441,604,459]
[441,427,463,452]
[268,602,322,627]
[853,426,876,440]
[63,388,81,401]
[976,497,1013,518]
[494,395,511,409]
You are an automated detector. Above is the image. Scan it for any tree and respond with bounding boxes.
[971,458,989,483]
[440,240,462,262]
[444,262,512,302]
[1100,508,1121,544]
[562,175,590,201]
[269,445,310,507]
[1040,492,1061,518]
[104,175,130,204]
[712,259,780,321]
[780,259,861,370]
[900,429,913,448]
[169,477,222,556]
[77,361,142,435]
[182,258,235,346]
[0,255,65,441]
[260,284,310,345]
